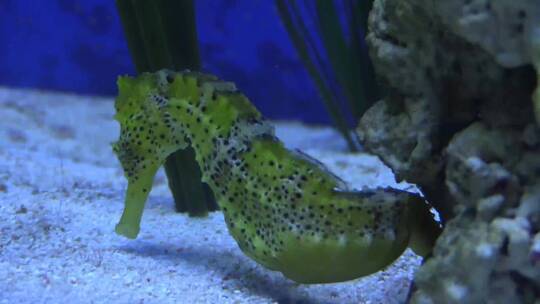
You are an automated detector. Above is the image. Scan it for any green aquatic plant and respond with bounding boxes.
[533,36,540,124]
[275,0,379,151]
[113,70,441,283]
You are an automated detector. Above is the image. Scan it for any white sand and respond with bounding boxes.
[0,87,421,304]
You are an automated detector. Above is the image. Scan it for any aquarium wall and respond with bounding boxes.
[2,0,540,303]
[0,0,328,123]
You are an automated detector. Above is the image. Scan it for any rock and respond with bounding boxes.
[358,0,540,302]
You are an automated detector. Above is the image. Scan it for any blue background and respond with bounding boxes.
[0,0,331,123]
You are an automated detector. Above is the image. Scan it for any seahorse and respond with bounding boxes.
[112,70,441,284]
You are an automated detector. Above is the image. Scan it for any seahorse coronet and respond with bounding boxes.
[112,69,441,284]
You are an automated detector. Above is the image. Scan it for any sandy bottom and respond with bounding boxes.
[0,87,421,304]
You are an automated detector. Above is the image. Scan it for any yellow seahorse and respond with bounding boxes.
[112,70,441,284]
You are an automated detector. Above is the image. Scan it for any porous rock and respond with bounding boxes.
[357,0,540,302]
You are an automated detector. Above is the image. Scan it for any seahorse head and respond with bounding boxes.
[112,72,182,180]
